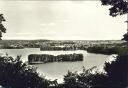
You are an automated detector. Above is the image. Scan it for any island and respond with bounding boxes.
[28,53,83,64]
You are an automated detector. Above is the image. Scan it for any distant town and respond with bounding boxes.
[0,40,125,49]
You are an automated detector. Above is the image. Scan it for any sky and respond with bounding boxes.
[0,0,127,40]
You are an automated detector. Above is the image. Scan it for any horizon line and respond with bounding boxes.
[1,38,123,41]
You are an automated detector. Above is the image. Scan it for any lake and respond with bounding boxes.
[0,48,115,83]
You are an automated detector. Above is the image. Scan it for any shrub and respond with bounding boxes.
[62,67,109,88]
[104,55,128,88]
[0,55,50,88]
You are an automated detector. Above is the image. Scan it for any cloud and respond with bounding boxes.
[49,22,56,26]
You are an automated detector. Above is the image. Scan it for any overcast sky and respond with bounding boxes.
[0,0,127,40]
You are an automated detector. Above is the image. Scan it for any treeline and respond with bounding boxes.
[87,46,117,55]
[1,45,24,49]
[40,46,78,51]
[28,53,83,64]
[0,40,77,49]
[87,43,128,55]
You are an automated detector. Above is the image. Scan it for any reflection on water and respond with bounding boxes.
[0,48,113,83]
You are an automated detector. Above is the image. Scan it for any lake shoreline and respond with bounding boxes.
[0,48,113,83]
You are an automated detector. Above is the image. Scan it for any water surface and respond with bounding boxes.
[0,48,112,83]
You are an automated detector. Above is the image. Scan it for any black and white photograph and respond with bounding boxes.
[0,0,127,88]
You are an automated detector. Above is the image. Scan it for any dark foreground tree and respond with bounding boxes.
[62,67,109,88]
[122,32,128,41]
[59,55,128,88]
[101,0,128,17]
[104,55,128,88]
[0,14,6,40]
[0,55,51,88]
[101,0,128,41]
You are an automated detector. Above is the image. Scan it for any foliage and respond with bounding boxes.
[28,53,83,64]
[0,55,51,88]
[0,14,6,40]
[62,67,109,88]
[87,43,128,55]
[104,55,128,88]
[61,54,128,88]
[87,45,118,55]
[101,0,128,41]
[122,32,128,41]
[101,0,128,17]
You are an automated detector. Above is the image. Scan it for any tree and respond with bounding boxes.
[122,32,128,41]
[104,55,128,88]
[0,14,6,40]
[101,0,128,17]
[62,67,109,88]
[101,0,128,41]
[0,55,51,88]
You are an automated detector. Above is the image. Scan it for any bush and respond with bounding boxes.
[62,67,109,88]
[104,55,128,88]
[0,55,51,88]
[61,54,128,88]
